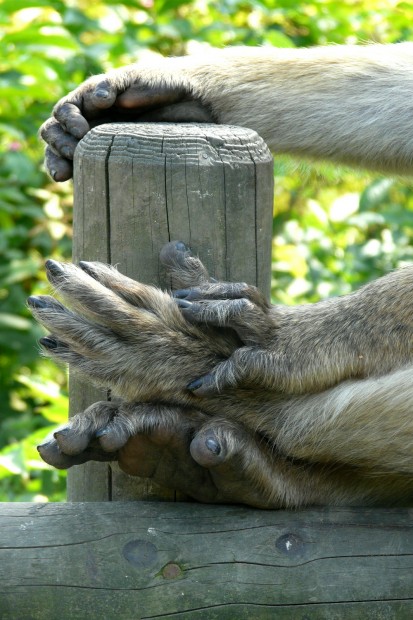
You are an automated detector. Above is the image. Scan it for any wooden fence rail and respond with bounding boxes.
[1,502,413,619]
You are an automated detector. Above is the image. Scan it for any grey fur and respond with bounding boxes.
[40,43,413,180]
[30,242,413,508]
[35,44,413,505]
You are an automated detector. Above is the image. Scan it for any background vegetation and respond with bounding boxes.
[1,0,413,501]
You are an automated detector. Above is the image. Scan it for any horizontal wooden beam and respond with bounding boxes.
[1,502,412,618]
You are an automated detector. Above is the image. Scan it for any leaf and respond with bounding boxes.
[263,30,295,48]
[0,258,40,285]
[0,0,62,11]
[3,30,79,51]
[16,375,68,424]
[155,0,194,14]
[0,314,31,331]
[0,447,25,476]
[359,178,394,212]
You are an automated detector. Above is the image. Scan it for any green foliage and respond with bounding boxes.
[1,0,413,501]
[271,165,413,303]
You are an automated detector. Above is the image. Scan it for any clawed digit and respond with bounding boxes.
[38,398,291,508]
[28,246,240,402]
[38,401,120,469]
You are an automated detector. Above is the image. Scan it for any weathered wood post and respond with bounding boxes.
[69,122,274,502]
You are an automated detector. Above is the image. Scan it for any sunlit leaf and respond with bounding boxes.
[359,178,394,212]
[0,314,31,331]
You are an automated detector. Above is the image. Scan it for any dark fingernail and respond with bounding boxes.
[40,336,58,350]
[205,437,221,455]
[175,241,190,253]
[50,169,57,180]
[54,428,69,438]
[95,88,110,99]
[37,441,53,450]
[187,377,204,391]
[79,261,96,278]
[45,259,64,278]
[95,427,109,437]
[173,289,191,299]
[27,296,49,309]
[176,299,192,308]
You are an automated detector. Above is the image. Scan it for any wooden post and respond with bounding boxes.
[69,122,274,502]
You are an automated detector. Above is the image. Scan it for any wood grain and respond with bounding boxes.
[1,502,412,619]
[70,122,274,502]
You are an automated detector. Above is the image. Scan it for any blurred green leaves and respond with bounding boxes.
[1,0,413,501]
[272,165,413,304]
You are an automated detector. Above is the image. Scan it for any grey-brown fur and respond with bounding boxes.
[30,242,413,508]
[40,43,413,180]
[36,43,413,507]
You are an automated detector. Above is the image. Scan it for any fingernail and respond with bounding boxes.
[175,241,190,253]
[187,378,203,391]
[95,428,109,437]
[27,296,48,309]
[176,299,192,308]
[205,437,221,455]
[95,88,110,99]
[37,441,52,450]
[40,336,58,350]
[45,259,64,278]
[50,169,57,180]
[54,429,69,438]
[79,261,96,278]
[173,289,191,299]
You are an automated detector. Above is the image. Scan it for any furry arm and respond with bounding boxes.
[40,43,413,180]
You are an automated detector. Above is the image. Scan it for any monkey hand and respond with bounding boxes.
[39,56,216,182]
[30,238,413,399]
[27,248,240,405]
[173,280,293,395]
[37,400,286,509]
[174,264,413,395]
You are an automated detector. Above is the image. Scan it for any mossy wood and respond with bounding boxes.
[69,122,274,502]
[1,502,413,619]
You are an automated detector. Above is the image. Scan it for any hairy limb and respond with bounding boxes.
[40,43,413,180]
[40,63,214,181]
[177,266,413,395]
[274,366,413,476]
[38,400,307,508]
[28,241,413,400]
[39,399,408,508]
[30,243,413,502]
[27,257,238,404]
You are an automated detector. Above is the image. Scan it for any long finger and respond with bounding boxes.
[115,84,185,109]
[54,101,90,139]
[176,297,271,345]
[40,118,78,160]
[160,241,211,289]
[44,146,73,182]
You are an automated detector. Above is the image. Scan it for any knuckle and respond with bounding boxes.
[39,117,56,140]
